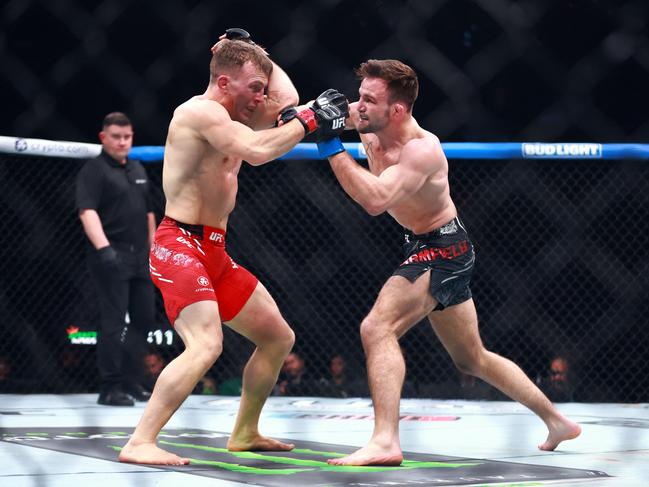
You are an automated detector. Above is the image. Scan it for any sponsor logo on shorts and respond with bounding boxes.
[176,236,193,248]
[195,275,213,293]
[209,231,223,243]
[522,143,602,158]
[439,219,458,235]
[402,240,470,265]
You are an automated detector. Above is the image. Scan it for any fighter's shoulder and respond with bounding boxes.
[403,131,440,156]
[172,97,229,126]
[400,132,444,171]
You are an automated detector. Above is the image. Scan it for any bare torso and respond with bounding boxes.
[360,128,457,234]
[162,97,243,229]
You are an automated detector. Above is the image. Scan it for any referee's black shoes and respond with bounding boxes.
[124,383,152,402]
[97,387,135,406]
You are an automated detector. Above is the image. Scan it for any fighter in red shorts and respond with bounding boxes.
[149,218,258,326]
[118,29,347,466]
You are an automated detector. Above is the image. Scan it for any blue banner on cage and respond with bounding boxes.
[1,136,648,161]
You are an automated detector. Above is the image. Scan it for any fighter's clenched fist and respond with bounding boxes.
[279,88,349,139]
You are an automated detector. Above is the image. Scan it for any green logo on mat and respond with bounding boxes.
[110,441,481,475]
[0,428,609,485]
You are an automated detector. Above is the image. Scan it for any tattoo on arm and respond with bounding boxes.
[365,141,374,169]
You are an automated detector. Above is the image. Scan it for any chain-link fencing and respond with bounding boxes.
[2,0,649,402]
[1,152,647,402]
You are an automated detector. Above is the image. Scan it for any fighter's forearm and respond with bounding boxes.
[245,119,305,165]
[267,61,299,108]
[329,152,386,216]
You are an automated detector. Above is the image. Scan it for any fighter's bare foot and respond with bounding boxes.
[538,418,582,451]
[118,441,190,465]
[227,434,294,452]
[327,443,403,466]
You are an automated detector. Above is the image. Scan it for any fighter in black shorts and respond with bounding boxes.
[319,59,581,467]
[394,216,474,311]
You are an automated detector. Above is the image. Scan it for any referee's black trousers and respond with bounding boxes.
[87,246,154,393]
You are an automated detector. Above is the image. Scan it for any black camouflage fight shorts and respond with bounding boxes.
[393,216,475,311]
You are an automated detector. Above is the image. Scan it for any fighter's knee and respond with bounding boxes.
[278,326,296,352]
[206,338,224,362]
[360,315,386,345]
[453,349,486,376]
[287,327,296,348]
[454,359,475,376]
[253,317,294,356]
[192,334,223,367]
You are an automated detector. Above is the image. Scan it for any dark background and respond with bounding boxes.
[1,0,648,401]
[3,0,648,144]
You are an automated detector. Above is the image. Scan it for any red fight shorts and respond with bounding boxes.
[149,216,258,326]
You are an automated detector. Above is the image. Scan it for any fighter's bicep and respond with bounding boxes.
[377,163,428,201]
[202,117,257,158]
[376,143,437,202]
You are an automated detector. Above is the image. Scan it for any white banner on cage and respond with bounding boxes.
[0,136,101,159]
[522,143,602,158]
[2,135,649,161]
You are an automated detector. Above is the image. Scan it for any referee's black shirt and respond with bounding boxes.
[75,150,153,252]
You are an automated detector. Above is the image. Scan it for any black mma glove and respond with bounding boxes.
[281,89,349,140]
[97,245,119,272]
[314,89,348,158]
[277,106,298,126]
[224,27,269,55]
[225,28,254,44]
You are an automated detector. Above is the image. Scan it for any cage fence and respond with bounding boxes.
[0,148,647,402]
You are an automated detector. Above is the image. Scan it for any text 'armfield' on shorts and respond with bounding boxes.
[149,217,258,325]
[393,216,475,311]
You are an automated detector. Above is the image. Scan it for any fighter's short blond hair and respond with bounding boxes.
[209,39,272,81]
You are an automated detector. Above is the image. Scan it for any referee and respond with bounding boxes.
[76,112,156,406]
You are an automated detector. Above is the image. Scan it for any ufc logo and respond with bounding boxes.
[332,118,345,130]
[209,232,223,243]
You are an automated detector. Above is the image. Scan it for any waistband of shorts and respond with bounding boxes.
[406,216,463,240]
[162,216,226,243]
